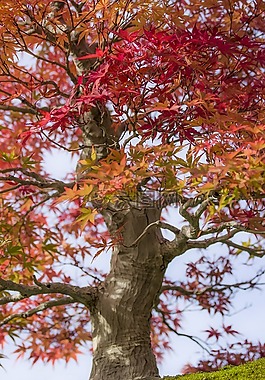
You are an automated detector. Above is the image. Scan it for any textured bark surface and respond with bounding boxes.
[89,208,165,380]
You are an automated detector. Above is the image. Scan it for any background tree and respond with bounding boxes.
[0,1,265,379]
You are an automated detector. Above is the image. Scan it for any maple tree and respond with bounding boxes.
[0,0,265,379]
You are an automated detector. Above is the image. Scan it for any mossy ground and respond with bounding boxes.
[163,358,265,380]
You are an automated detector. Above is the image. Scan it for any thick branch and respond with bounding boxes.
[0,293,26,305]
[162,236,189,264]
[178,196,214,238]
[0,278,97,308]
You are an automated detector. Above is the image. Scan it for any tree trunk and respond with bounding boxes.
[89,207,165,380]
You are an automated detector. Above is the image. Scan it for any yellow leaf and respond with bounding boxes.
[54,185,78,204]
[75,208,97,232]
[78,184,94,197]
[20,198,33,212]
[91,146,97,161]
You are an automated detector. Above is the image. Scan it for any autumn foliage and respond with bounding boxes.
[0,0,265,376]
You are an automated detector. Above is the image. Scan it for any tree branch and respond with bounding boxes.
[123,221,181,248]
[155,306,211,354]
[0,104,38,115]
[200,222,265,237]
[0,296,74,327]
[186,229,239,249]
[41,129,84,152]
[0,293,26,305]
[178,196,214,238]
[0,88,40,113]
[224,241,265,258]
[0,184,21,194]
[0,168,74,193]
[160,270,265,297]
[200,221,240,236]
[0,278,97,307]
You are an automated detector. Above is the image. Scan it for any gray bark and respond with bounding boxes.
[89,208,166,380]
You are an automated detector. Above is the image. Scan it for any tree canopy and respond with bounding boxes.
[0,0,264,377]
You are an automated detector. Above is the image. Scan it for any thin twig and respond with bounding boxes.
[124,221,180,248]
[0,184,21,194]
[0,104,38,115]
[187,229,239,249]
[156,307,211,354]
[41,129,83,152]
[225,241,265,258]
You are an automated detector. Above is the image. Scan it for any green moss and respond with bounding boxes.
[163,358,265,380]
